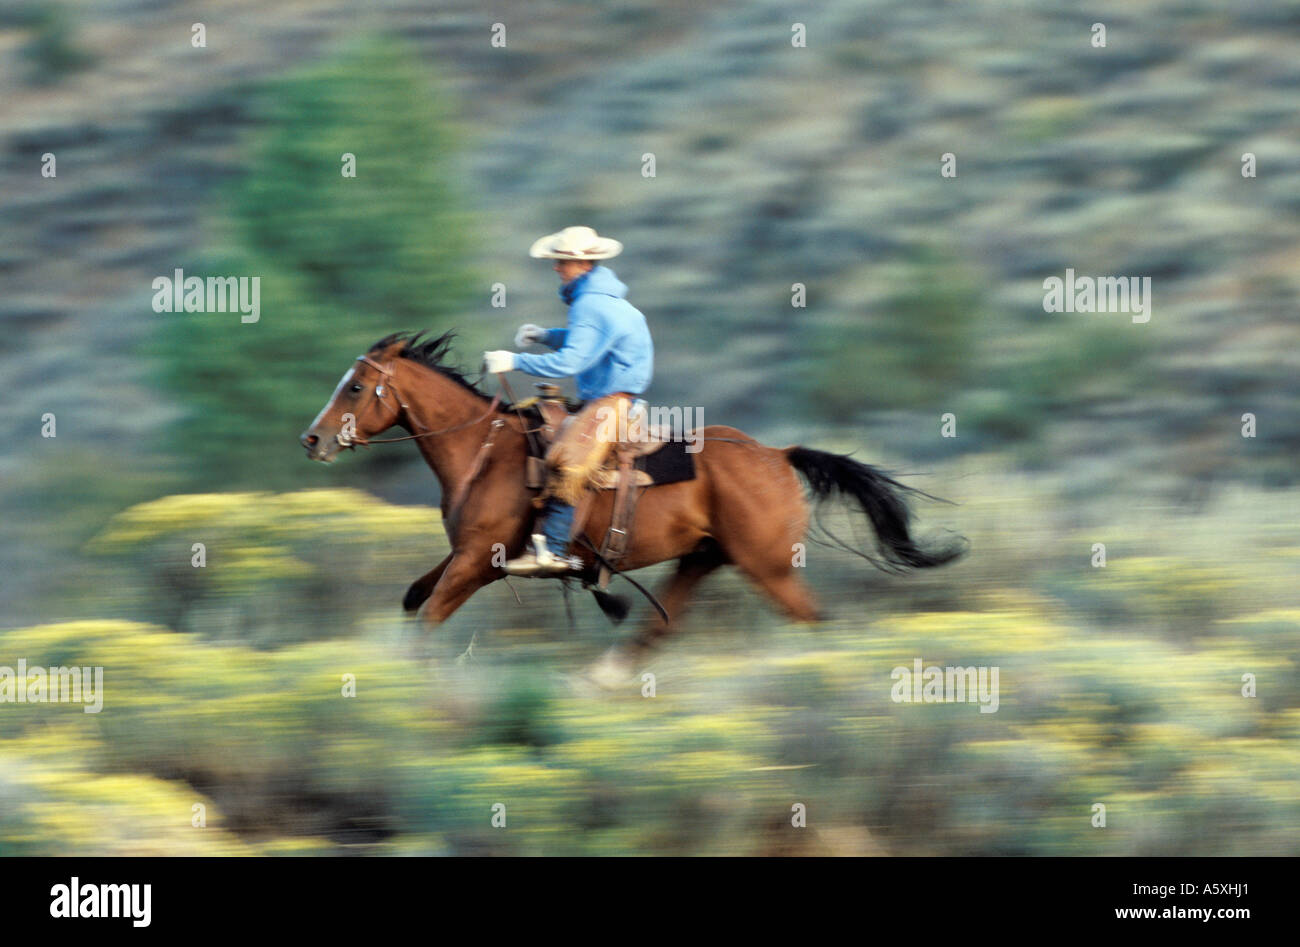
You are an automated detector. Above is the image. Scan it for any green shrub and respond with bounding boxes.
[85,489,447,645]
[10,4,94,85]
[147,36,480,490]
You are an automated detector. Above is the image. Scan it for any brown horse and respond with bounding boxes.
[301,332,964,682]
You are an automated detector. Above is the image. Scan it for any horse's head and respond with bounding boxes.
[300,342,407,463]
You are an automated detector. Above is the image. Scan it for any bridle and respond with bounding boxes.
[336,354,544,522]
[339,355,503,447]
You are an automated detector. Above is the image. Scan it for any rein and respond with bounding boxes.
[341,355,526,524]
[344,355,503,445]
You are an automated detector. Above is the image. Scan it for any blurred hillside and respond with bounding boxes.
[3,0,1300,618]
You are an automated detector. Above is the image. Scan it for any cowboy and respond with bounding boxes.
[483,226,654,576]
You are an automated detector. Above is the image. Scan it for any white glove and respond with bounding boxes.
[483,350,516,373]
[514,323,546,348]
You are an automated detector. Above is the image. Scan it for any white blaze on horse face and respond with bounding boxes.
[309,367,356,432]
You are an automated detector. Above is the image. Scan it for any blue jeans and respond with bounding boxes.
[539,498,574,557]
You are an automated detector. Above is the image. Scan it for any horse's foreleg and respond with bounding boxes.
[403,553,452,613]
[418,553,498,628]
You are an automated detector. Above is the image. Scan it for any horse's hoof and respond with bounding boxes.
[585,648,635,691]
[402,585,429,612]
[558,672,602,698]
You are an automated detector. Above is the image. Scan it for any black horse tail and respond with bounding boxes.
[785,446,967,572]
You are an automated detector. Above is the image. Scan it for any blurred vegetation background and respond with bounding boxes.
[1,0,1298,854]
[150,36,480,491]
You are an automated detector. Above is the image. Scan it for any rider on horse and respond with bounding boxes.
[483,226,654,576]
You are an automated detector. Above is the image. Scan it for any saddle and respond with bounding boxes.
[519,384,696,587]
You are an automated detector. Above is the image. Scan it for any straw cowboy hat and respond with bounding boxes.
[528,225,623,260]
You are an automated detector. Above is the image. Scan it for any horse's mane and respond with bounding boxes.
[368,330,490,400]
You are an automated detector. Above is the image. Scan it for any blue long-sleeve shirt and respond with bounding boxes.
[514,265,654,400]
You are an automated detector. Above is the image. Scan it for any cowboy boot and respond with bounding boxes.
[503,534,575,576]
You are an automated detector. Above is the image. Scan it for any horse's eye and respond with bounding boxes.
[350,384,364,393]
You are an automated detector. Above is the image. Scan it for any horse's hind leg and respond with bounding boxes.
[587,542,725,687]
[699,446,824,623]
[632,541,726,654]
[717,532,823,623]
[744,568,822,623]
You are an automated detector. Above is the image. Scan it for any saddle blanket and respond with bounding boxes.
[589,438,696,490]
